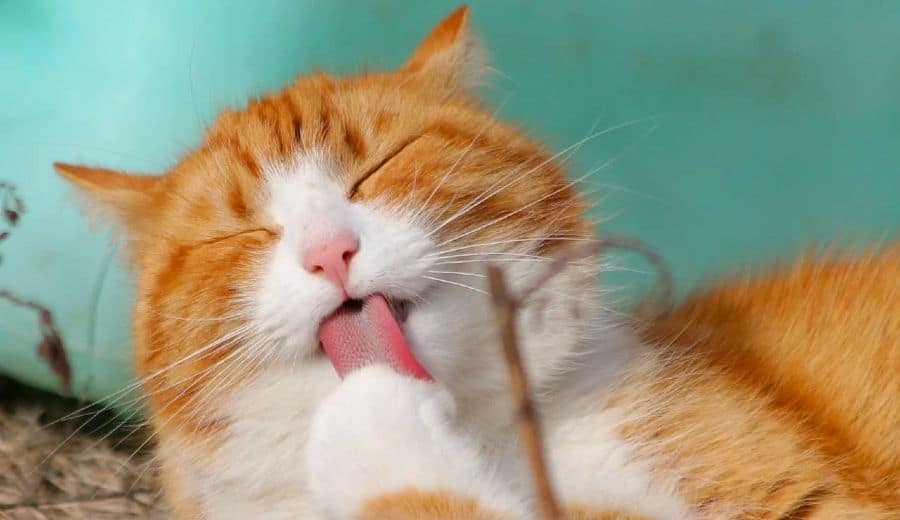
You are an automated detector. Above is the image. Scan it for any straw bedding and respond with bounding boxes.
[0,377,166,519]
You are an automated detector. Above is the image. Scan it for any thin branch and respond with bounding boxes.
[0,292,70,394]
[0,488,158,512]
[0,180,24,227]
[516,235,673,316]
[0,180,70,392]
[486,235,672,519]
[514,241,602,305]
[0,180,25,265]
[594,234,674,317]
[486,265,561,520]
[0,289,45,312]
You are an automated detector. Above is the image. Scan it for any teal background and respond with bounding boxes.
[1,1,898,401]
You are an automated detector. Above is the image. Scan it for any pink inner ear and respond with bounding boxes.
[319,294,432,381]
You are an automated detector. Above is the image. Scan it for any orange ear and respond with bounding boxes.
[403,6,486,88]
[54,162,159,232]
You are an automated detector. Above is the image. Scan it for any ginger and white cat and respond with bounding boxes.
[57,6,899,519]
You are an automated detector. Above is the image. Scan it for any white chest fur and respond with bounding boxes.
[545,408,691,519]
[185,347,689,519]
[196,360,338,519]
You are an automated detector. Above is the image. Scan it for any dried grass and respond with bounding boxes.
[0,377,166,519]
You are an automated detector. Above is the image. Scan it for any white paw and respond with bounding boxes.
[305,365,529,518]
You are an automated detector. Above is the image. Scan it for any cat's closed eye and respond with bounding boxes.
[348,134,423,199]
[194,227,279,247]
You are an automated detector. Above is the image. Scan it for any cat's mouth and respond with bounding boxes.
[316,296,411,347]
[318,295,411,341]
[385,296,412,323]
[317,294,430,380]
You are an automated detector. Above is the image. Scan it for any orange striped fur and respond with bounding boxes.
[621,246,900,518]
[56,5,898,519]
[359,489,512,520]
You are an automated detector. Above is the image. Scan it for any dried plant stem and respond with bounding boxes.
[517,235,673,315]
[515,241,602,305]
[487,235,672,519]
[0,181,70,390]
[592,235,674,317]
[0,488,157,513]
[487,266,561,520]
[0,289,71,392]
[0,289,46,313]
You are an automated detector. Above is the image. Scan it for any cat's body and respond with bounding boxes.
[56,7,898,519]
[204,247,899,520]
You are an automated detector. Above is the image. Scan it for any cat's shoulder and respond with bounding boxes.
[642,244,900,481]
[646,244,899,359]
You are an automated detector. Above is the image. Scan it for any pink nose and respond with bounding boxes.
[302,231,359,292]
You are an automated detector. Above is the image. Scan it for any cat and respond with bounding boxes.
[56,6,899,519]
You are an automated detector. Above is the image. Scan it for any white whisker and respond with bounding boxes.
[40,325,252,464]
[422,275,487,295]
[410,98,510,223]
[436,123,657,250]
[429,115,661,240]
[429,251,550,262]
[428,236,597,258]
[427,270,486,279]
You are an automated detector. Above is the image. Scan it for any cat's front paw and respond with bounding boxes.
[305,365,528,519]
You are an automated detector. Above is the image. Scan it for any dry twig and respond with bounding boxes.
[487,265,561,519]
[0,181,71,393]
[0,292,70,395]
[0,487,158,513]
[486,235,672,519]
[0,181,25,265]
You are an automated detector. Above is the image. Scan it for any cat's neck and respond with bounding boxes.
[541,314,642,421]
[455,299,642,441]
[521,299,642,430]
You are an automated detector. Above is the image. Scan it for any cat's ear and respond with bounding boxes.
[54,162,160,235]
[403,6,487,89]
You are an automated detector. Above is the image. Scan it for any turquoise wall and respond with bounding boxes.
[1,1,898,401]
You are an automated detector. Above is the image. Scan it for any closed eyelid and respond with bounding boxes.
[191,227,279,248]
[348,134,424,199]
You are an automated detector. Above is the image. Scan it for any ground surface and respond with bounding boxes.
[0,377,166,519]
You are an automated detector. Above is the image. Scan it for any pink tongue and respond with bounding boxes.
[319,294,431,380]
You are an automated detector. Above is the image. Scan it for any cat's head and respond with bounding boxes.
[57,7,599,426]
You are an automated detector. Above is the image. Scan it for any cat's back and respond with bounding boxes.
[627,246,899,517]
